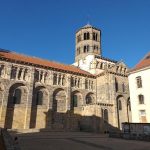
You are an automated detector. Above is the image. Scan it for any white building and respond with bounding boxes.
[128,52,150,123]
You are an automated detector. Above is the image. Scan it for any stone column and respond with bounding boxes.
[38,70,41,82]
[66,74,71,111]
[0,83,10,128]
[61,75,64,86]
[24,67,34,129]
[41,71,45,83]
[1,65,5,78]
[81,77,85,89]
[49,71,53,85]
[15,67,20,80]
[20,68,25,80]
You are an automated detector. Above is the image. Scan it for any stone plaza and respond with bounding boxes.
[12,131,150,150]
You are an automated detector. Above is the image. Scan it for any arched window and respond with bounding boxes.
[86,95,92,104]
[84,32,90,40]
[84,33,87,40]
[13,89,21,104]
[95,33,98,41]
[93,32,96,40]
[87,45,89,52]
[36,91,43,105]
[87,32,90,40]
[84,46,86,53]
[72,95,77,107]
[118,100,122,110]
[138,94,144,104]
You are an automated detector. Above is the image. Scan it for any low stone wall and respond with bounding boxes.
[0,129,5,150]
[0,128,21,150]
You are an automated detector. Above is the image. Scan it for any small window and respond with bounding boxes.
[136,76,142,88]
[139,110,146,116]
[139,110,147,123]
[138,94,144,104]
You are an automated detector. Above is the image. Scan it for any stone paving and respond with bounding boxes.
[12,132,150,150]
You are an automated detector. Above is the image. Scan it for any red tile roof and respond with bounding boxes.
[0,50,95,77]
[129,52,150,72]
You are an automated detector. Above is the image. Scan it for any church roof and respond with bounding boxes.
[0,49,95,77]
[129,52,150,73]
[76,24,100,33]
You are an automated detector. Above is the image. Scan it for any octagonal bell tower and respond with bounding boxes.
[75,24,101,62]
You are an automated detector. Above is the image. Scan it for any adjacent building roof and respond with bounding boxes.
[129,52,150,73]
[0,49,95,77]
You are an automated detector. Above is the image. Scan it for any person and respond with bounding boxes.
[14,136,21,150]
[14,136,18,144]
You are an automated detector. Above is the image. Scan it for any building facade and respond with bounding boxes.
[128,52,150,123]
[0,24,131,132]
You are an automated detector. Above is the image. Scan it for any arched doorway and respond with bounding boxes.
[101,108,109,133]
[30,86,49,128]
[5,83,28,129]
[71,91,83,110]
[116,95,127,129]
[52,89,67,125]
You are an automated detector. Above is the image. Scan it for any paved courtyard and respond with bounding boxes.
[13,132,150,150]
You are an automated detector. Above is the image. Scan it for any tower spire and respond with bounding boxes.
[87,14,90,25]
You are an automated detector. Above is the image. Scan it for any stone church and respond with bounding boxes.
[0,24,131,132]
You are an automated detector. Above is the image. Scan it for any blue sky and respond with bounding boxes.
[0,0,150,68]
